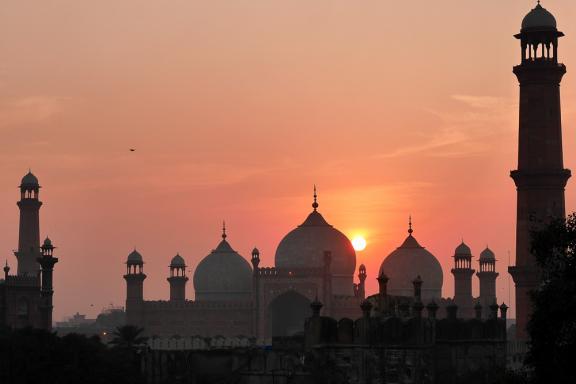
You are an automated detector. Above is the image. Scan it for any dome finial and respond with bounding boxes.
[222,221,227,240]
[312,185,319,211]
[408,215,413,235]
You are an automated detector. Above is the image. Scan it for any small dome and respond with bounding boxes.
[480,247,495,260]
[21,171,39,187]
[379,231,443,301]
[127,249,143,264]
[455,242,472,257]
[43,237,53,247]
[193,237,252,301]
[170,254,186,267]
[521,4,557,31]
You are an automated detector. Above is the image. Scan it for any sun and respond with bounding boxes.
[351,235,367,251]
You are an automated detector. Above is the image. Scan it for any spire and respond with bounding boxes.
[222,221,227,240]
[408,215,413,235]
[312,185,318,211]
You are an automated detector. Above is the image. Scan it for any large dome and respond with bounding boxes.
[379,227,443,301]
[274,196,356,295]
[193,234,252,301]
[521,4,557,31]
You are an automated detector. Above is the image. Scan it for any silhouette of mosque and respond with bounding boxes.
[0,171,58,329]
[124,189,503,339]
[136,4,568,381]
[125,1,569,349]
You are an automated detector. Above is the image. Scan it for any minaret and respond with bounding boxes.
[37,237,58,330]
[377,271,389,316]
[477,247,498,319]
[251,247,260,336]
[509,3,570,340]
[357,264,367,300]
[3,261,9,279]
[167,254,188,301]
[124,249,146,325]
[451,242,475,318]
[15,171,42,276]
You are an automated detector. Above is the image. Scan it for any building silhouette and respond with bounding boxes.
[123,7,574,380]
[508,2,570,340]
[124,194,502,339]
[0,172,58,329]
[124,194,365,338]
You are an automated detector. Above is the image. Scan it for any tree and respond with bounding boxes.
[109,325,147,350]
[526,213,576,384]
[0,327,141,384]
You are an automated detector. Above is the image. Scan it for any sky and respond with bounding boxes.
[1,0,576,321]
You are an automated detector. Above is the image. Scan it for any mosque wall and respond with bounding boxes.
[137,300,253,337]
[0,277,44,329]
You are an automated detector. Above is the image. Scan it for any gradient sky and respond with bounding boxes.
[2,0,576,321]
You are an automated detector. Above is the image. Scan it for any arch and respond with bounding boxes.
[268,290,311,337]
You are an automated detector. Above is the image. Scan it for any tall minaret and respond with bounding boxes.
[124,249,146,326]
[15,171,42,276]
[509,3,570,340]
[451,242,474,318]
[167,254,188,301]
[477,247,498,319]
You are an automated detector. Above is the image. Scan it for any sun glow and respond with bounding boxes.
[351,235,367,251]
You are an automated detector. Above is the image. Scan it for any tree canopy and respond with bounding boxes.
[0,326,144,384]
[527,213,576,384]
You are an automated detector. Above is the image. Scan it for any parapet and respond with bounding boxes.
[4,275,40,287]
[142,299,252,310]
[147,335,256,351]
[256,266,324,278]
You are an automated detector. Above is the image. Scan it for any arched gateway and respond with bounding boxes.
[268,291,310,337]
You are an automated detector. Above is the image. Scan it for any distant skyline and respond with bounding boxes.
[1,0,576,320]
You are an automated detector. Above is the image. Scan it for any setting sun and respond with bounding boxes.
[351,235,367,251]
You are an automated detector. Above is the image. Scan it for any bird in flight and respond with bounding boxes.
[129,148,135,152]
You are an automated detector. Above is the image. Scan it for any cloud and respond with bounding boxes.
[451,94,505,109]
[374,94,516,159]
[0,96,69,127]
[375,129,470,159]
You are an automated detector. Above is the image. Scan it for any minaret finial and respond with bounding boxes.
[408,215,413,235]
[312,185,319,211]
[222,221,227,240]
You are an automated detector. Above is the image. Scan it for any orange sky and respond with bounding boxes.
[2,0,576,321]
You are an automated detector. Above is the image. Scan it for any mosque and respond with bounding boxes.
[125,2,571,344]
[132,4,569,380]
[124,190,501,339]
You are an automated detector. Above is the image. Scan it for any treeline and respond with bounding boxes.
[0,326,145,384]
